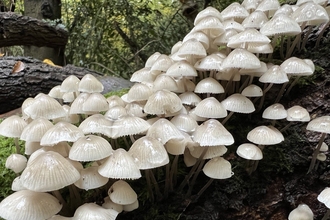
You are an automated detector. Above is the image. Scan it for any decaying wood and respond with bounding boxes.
[0,12,68,48]
[0,56,105,114]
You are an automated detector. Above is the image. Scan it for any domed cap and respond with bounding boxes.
[260,13,301,36]
[193,16,225,38]
[247,125,284,145]
[291,2,329,26]
[288,204,313,220]
[194,54,224,71]
[108,180,137,205]
[5,154,27,173]
[318,187,330,208]
[69,135,113,162]
[183,31,210,50]
[0,190,62,220]
[78,114,114,138]
[105,105,128,120]
[150,54,174,72]
[20,118,53,142]
[72,203,118,220]
[179,91,202,106]
[24,94,66,120]
[227,28,271,49]
[237,143,263,160]
[194,6,223,25]
[202,157,233,179]
[194,97,227,119]
[280,57,314,76]
[192,119,234,146]
[145,52,161,68]
[78,74,104,93]
[220,2,249,21]
[98,148,141,179]
[70,93,91,114]
[48,85,64,100]
[82,93,109,112]
[146,118,185,144]
[241,84,263,97]
[259,65,289,84]
[262,103,287,120]
[127,83,153,102]
[111,115,150,138]
[60,75,80,93]
[222,48,261,70]
[128,136,169,169]
[40,121,84,146]
[221,93,255,113]
[130,67,156,84]
[74,166,109,190]
[194,77,224,94]
[170,113,198,133]
[0,115,27,138]
[286,105,310,122]
[21,151,80,192]
[102,196,124,213]
[144,89,183,115]
[307,116,330,133]
[242,11,269,29]
[165,60,198,77]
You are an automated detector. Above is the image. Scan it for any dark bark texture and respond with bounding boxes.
[0,56,132,114]
[0,12,68,48]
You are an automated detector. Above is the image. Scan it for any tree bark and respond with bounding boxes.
[0,56,131,114]
[0,12,68,48]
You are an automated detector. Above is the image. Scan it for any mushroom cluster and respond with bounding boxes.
[1,0,329,219]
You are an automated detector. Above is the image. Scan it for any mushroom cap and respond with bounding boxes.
[60,75,80,92]
[317,153,327,161]
[128,136,169,169]
[247,125,284,145]
[146,118,185,144]
[241,84,263,97]
[176,38,207,58]
[82,93,109,112]
[166,60,198,78]
[111,115,150,138]
[194,54,224,71]
[78,114,114,138]
[221,93,255,113]
[24,94,67,120]
[260,13,301,36]
[21,151,80,192]
[72,203,118,220]
[170,113,198,133]
[202,157,233,179]
[127,83,153,102]
[78,74,104,93]
[194,77,225,94]
[130,67,156,84]
[150,54,174,72]
[262,103,288,120]
[183,31,210,50]
[74,166,109,190]
[179,91,202,106]
[102,196,124,213]
[280,57,314,76]
[70,93,91,114]
[227,28,271,49]
[194,97,228,119]
[145,52,161,68]
[291,2,329,26]
[69,135,113,162]
[242,11,269,29]
[222,48,261,70]
[107,95,126,108]
[0,115,28,138]
[0,190,62,220]
[259,65,289,84]
[288,204,314,220]
[318,187,330,208]
[192,119,234,146]
[220,2,249,21]
[40,121,85,146]
[193,16,225,38]
[144,89,183,115]
[105,105,128,120]
[20,118,53,142]
[48,85,64,100]
[194,6,223,25]
[286,105,310,122]
[98,148,141,179]
[237,143,263,160]
[108,180,137,205]
[152,74,178,92]
[307,116,330,134]
[5,154,27,173]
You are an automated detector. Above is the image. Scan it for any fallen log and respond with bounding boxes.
[0,56,133,114]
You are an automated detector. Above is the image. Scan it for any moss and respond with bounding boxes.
[104,88,130,98]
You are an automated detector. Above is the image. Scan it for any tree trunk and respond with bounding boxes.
[24,0,65,65]
[0,13,68,48]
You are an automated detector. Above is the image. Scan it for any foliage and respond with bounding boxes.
[0,137,24,201]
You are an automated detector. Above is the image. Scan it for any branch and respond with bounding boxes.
[113,21,148,62]
[0,12,68,48]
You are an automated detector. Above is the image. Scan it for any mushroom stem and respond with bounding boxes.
[280,121,294,132]
[169,154,179,191]
[178,146,208,191]
[185,157,206,198]
[315,21,330,48]
[14,137,20,154]
[193,178,214,202]
[149,168,162,200]
[322,209,330,220]
[284,76,301,97]
[308,132,327,173]
[301,26,313,50]
[145,169,155,202]
[286,22,306,58]
[257,83,274,112]
[222,111,234,125]
[275,81,289,103]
